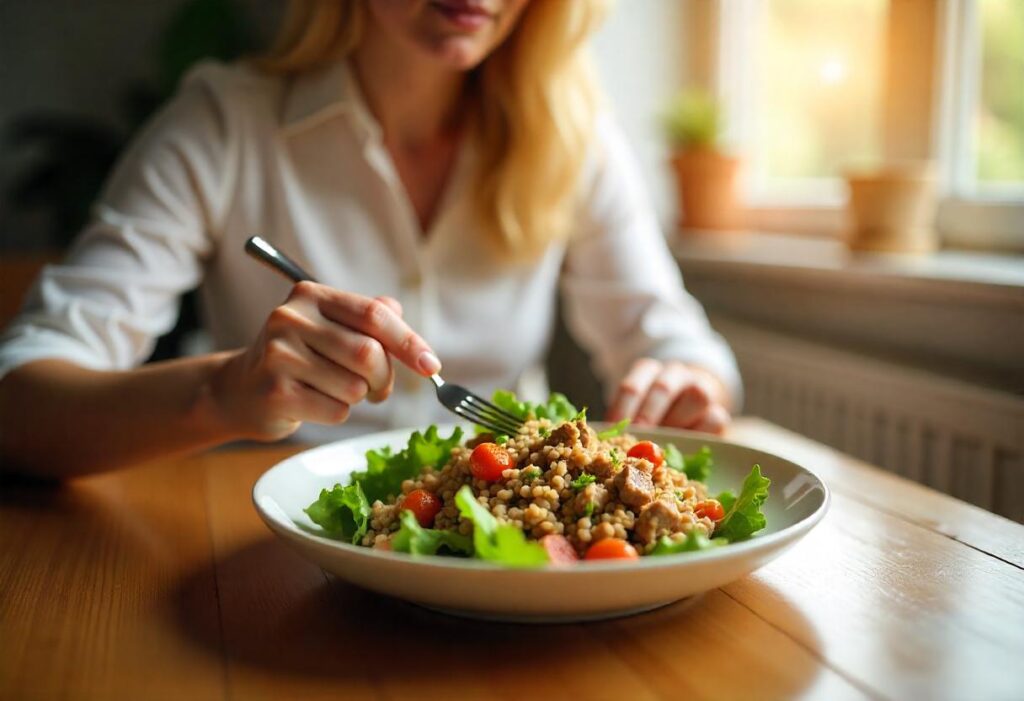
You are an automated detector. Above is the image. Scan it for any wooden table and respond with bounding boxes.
[3,418,1022,700]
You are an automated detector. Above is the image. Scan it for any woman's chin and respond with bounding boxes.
[426,37,492,71]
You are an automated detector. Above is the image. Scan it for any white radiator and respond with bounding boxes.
[716,318,1024,522]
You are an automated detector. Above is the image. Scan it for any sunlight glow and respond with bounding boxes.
[818,57,847,85]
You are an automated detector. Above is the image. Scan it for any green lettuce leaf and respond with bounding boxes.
[351,425,463,503]
[304,481,371,544]
[649,530,726,556]
[665,444,714,483]
[454,485,548,567]
[490,390,579,424]
[391,510,473,556]
[714,464,771,542]
[597,418,630,439]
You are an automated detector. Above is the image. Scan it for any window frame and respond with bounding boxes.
[935,0,1024,249]
[702,0,1024,251]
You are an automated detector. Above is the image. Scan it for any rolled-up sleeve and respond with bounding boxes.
[560,116,742,406]
[0,64,236,380]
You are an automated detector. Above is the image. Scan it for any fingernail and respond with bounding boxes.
[417,351,441,375]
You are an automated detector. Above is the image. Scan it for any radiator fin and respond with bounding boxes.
[717,319,1024,522]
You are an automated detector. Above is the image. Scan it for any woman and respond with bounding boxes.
[0,0,739,477]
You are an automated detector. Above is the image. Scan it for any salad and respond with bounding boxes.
[305,392,770,566]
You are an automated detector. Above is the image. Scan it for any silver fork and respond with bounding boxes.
[244,236,524,436]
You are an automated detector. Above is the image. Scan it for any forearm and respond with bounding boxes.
[0,353,244,478]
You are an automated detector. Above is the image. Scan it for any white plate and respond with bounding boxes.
[253,424,829,622]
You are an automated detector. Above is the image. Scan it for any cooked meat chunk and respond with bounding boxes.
[614,464,655,511]
[588,452,617,479]
[545,421,580,448]
[630,457,655,475]
[540,535,578,564]
[576,419,596,449]
[635,500,683,545]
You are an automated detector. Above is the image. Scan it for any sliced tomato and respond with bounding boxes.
[695,498,725,522]
[540,535,578,565]
[470,442,514,481]
[401,488,442,527]
[584,538,640,561]
[626,440,664,467]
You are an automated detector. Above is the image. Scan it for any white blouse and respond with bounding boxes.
[0,61,739,441]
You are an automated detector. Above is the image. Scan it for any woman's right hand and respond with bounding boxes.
[209,281,441,441]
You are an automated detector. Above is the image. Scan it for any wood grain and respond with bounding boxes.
[3,419,1023,701]
[730,419,1024,568]
[0,458,224,700]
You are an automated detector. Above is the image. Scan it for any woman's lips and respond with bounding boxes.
[430,0,493,31]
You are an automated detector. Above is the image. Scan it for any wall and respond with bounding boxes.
[0,0,279,249]
[591,0,687,230]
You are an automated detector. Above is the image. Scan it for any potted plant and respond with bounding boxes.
[662,89,740,230]
[844,162,938,254]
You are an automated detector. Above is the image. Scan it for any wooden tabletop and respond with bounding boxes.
[3,417,1022,701]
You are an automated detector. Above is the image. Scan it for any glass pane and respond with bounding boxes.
[752,0,887,193]
[976,0,1024,185]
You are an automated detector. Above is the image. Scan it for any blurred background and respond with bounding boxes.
[0,0,1021,520]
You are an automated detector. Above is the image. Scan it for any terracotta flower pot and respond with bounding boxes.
[671,148,741,230]
[845,164,937,253]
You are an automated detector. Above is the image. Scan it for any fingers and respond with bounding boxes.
[288,382,352,425]
[607,358,662,422]
[608,357,733,435]
[305,283,441,376]
[260,340,356,424]
[690,404,731,434]
[661,374,715,429]
[301,323,394,403]
[291,348,371,407]
[634,362,693,426]
[376,295,403,316]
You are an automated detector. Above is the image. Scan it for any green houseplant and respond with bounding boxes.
[662,89,740,230]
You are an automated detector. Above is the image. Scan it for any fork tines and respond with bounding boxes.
[454,395,522,436]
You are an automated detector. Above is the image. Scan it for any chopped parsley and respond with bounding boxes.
[573,408,588,422]
[495,435,509,445]
[522,467,542,482]
[538,426,551,438]
[609,449,622,468]
[570,473,597,490]
[583,502,596,517]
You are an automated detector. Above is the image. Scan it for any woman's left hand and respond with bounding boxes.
[605,359,732,434]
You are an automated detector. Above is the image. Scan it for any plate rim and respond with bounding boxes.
[252,422,831,574]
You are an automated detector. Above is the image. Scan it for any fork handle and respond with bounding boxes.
[245,235,316,284]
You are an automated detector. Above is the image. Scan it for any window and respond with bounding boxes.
[720,0,888,203]
[943,0,1024,198]
[709,0,1024,248]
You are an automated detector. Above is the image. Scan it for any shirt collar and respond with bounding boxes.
[281,60,381,143]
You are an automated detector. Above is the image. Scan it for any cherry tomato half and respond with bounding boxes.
[584,538,640,561]
[470,442,514,482]
[626,440,664,467]
[695,499,725,522]
[401,489,442,527]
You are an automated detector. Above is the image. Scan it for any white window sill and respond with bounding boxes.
[670,230,1023,393]
[671,230,1024,293]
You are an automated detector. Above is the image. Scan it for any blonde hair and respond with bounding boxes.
[260,0,608,257]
